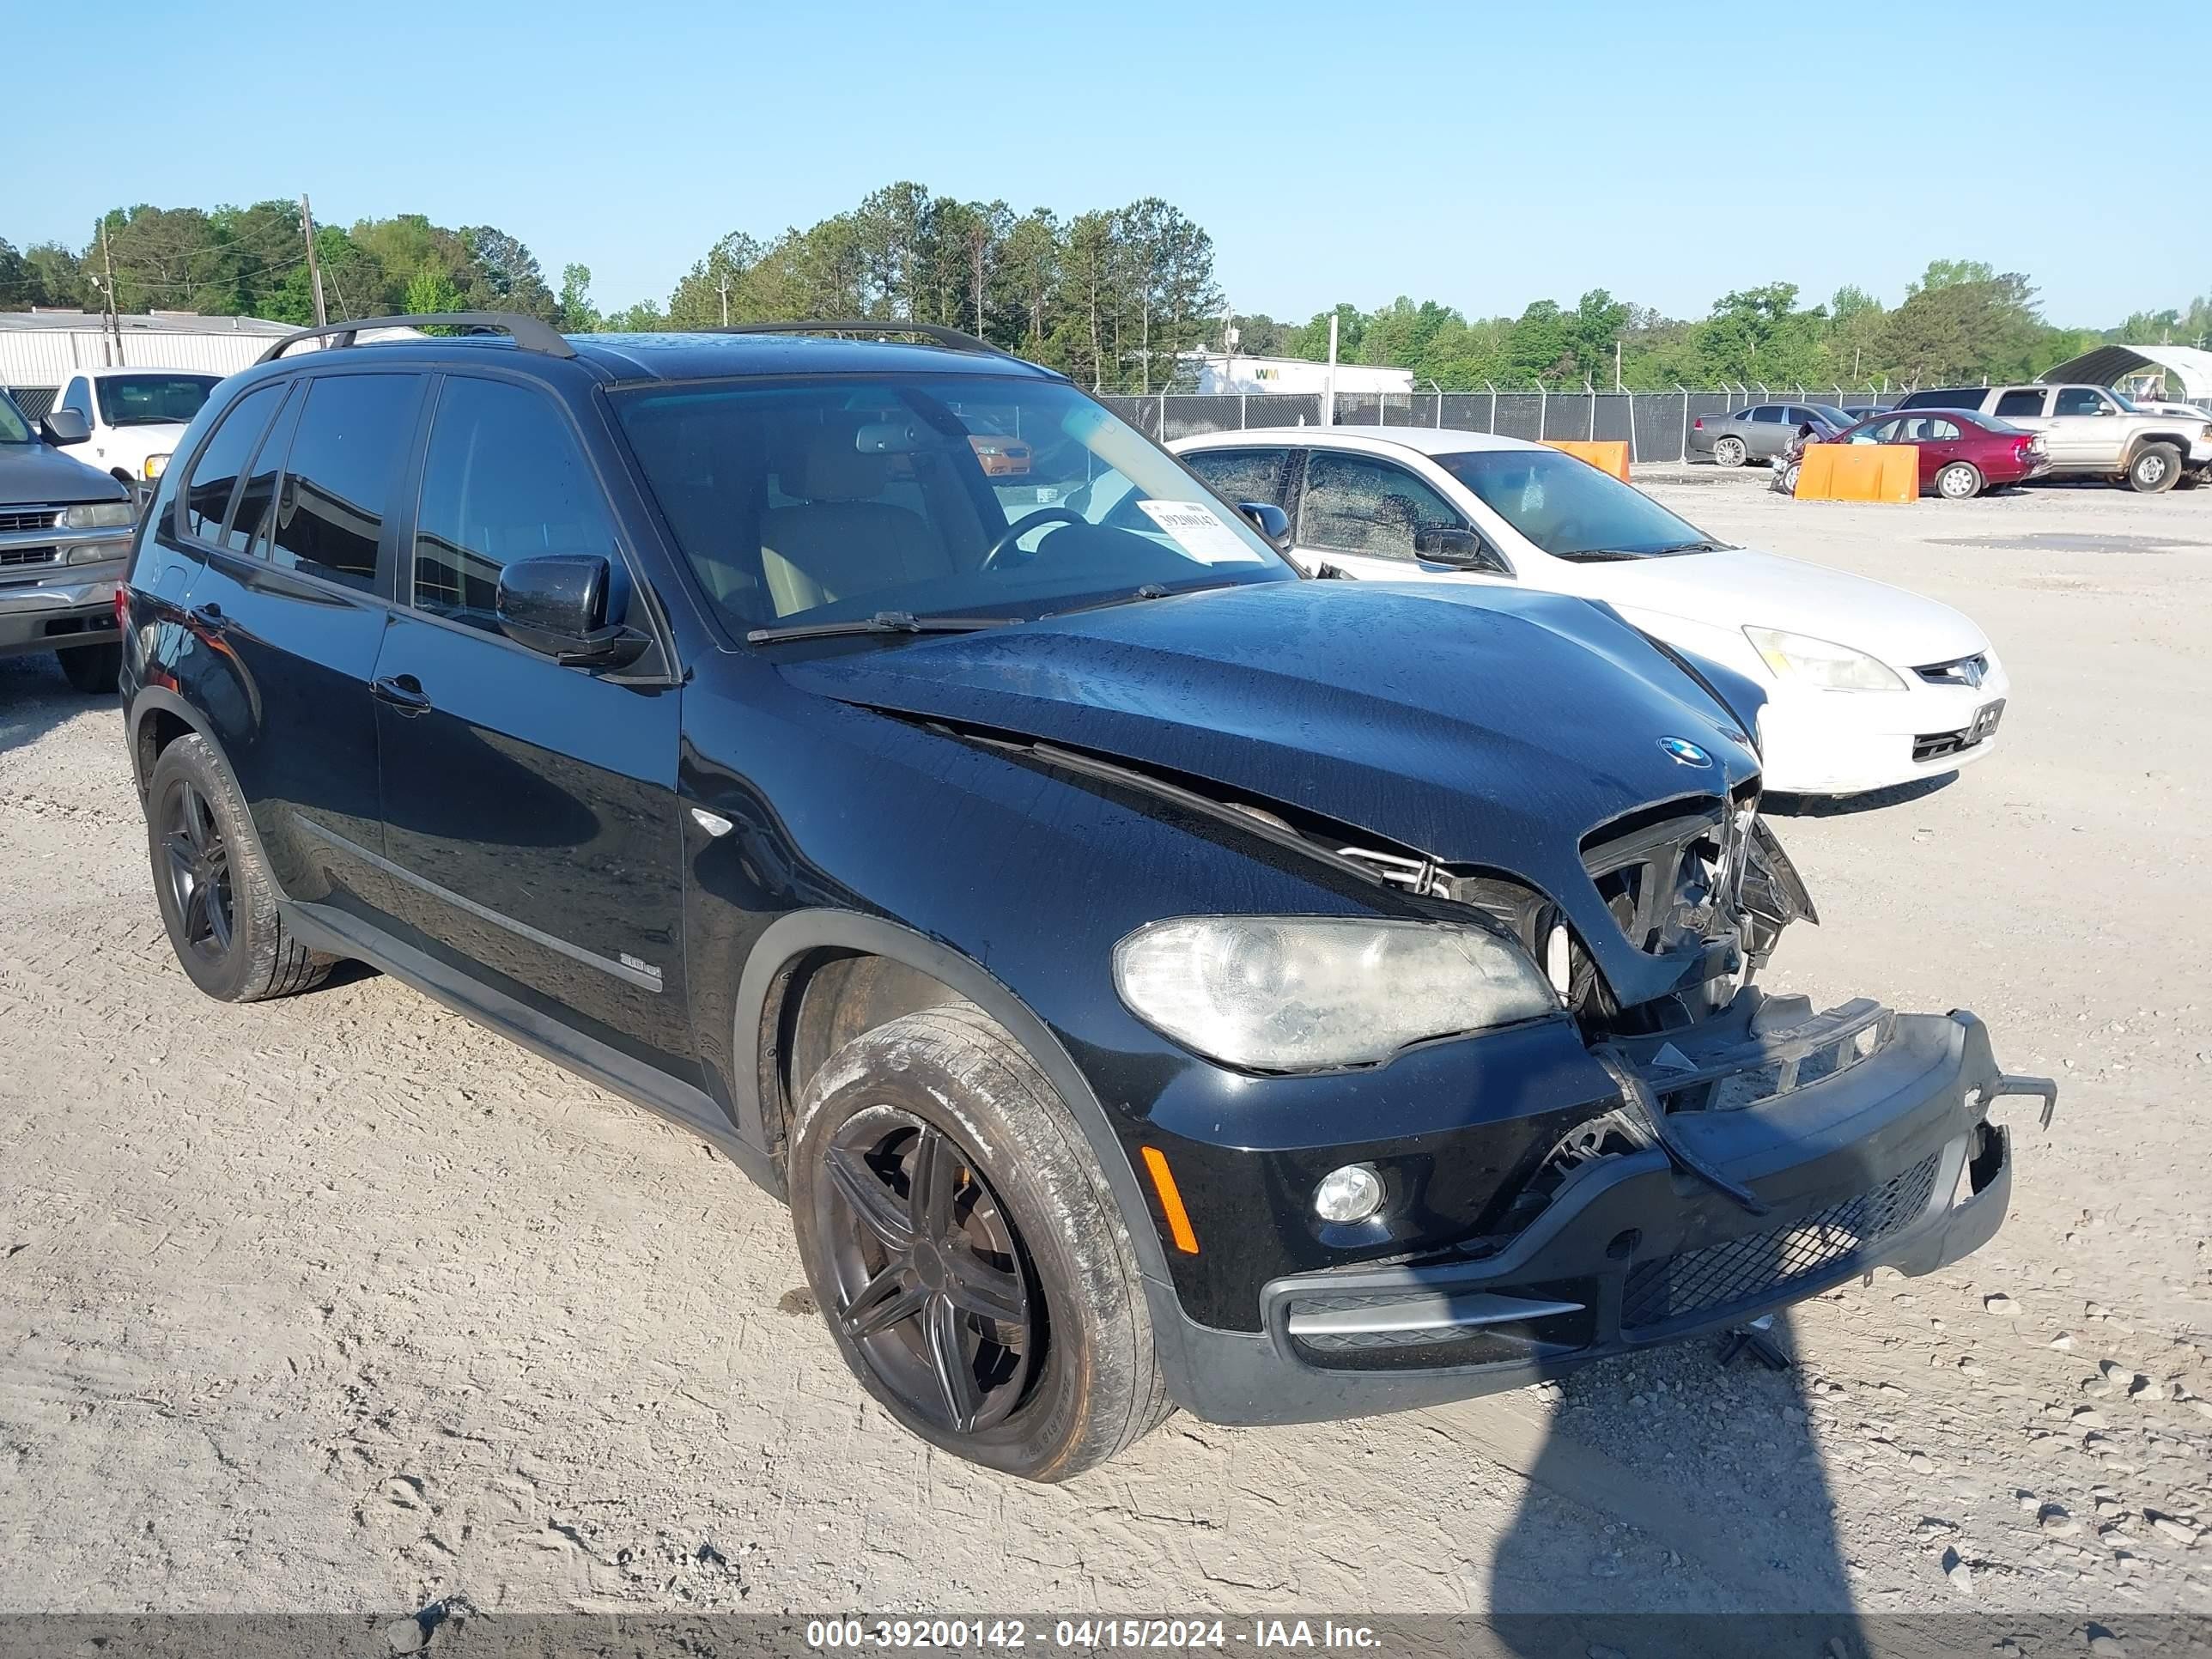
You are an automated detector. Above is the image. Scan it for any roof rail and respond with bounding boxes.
[700,319,1016,360]
[256,312,576,365]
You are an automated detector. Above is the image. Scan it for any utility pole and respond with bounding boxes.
[97,220,124,366]
[1614,337,1622,392]
[719,274,730,326]
[1324,313,1340,427]
[299,193,327,325]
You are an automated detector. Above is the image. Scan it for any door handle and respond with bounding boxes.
[372,674,434,715]
[187,601,229,637]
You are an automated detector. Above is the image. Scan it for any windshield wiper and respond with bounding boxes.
[1551,549,1650,563]
[1040,579,1240,620]
[744,610,1018,645]
[1644,538,1730,555]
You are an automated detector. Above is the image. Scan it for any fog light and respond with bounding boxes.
[1313,1163,1383,1224]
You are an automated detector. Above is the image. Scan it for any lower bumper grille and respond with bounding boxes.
[1621,1150,1942,1330]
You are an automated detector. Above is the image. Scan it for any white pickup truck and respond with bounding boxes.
[1893,382,2212,492]
[45,367,222,498]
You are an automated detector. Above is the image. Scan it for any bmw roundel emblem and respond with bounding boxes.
[1659,736,1713,768]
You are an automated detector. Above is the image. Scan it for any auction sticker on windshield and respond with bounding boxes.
[1135,499,1266,564]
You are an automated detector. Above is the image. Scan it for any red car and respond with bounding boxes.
[1818,408,2050,500]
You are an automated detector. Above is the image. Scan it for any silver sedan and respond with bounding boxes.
[1690,402,1852,467]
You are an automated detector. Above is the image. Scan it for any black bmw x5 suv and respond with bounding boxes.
[119,314,2051,1480]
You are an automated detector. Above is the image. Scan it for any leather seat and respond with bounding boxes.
[761,428,951,616]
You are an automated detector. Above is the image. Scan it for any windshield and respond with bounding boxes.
[1807,404,1851,427]
[2107,389,2141,413]
[0,393,29,445]
[613,374,1295,633]
[95,374,220,427]
[1433,449,1723,561]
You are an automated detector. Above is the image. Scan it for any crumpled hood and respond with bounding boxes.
[781,580,1764,1006]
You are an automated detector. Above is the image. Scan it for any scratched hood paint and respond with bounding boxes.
[779,580,1759,857]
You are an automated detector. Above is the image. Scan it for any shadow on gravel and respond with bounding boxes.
[1764,773,1955,818]
[0,652,109,762]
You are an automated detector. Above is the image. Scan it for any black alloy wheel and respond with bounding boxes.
[816,1106,1037,1435]
[161,777,235,964]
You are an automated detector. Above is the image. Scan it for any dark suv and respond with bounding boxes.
[119,314,2053,1480]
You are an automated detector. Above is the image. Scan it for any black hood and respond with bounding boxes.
[0,440,128,506]
[780,580,1763,1006]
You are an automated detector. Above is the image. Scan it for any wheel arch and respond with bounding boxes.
[130,685,223,799]
[732,909,1176,1287]
[2124,432,2190,465]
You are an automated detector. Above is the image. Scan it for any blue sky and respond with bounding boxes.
[15,0,2207,328]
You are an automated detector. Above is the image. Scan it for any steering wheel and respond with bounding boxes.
[980,507,1087,572]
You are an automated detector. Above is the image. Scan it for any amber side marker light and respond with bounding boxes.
[1139,1146,1200,1255]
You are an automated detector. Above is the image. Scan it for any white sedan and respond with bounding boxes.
[1170,427,2008,797]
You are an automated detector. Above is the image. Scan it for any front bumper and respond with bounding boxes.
[0,550,127,659]
[1754,657,2011,795]
[1148,1007,2051,1427]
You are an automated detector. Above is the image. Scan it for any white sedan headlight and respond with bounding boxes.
[60,501,135,529]
[1744,626,1905,692]
[1114,915,1558,1072]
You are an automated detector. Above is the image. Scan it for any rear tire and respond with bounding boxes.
[146,733,334,1003]
[58,641,120,694]
[1935,461,1983,501]
[2129,443,2180,493]
[788,1003,1170,1481]
[1713,435,1747,468]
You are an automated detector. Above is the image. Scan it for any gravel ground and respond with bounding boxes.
[1,467,2209,1621]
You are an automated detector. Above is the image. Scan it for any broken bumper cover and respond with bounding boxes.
[1147,1008,2052,1427]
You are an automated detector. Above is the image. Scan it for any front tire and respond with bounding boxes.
[1713,434,1747,468]
[58,641,120,694]
[1935,461,1983,501]
[145,733,333,1002]
[788,1003,1170,1481]
[2129,443,2180,493]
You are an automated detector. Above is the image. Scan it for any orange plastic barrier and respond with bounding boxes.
[1793,443,1917,503]
[1541,439,1632,482]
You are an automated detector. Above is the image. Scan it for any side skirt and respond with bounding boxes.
[279,898,782,1197]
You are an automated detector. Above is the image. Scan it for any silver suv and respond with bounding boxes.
[0,392,137,691]
[1894,383,2212,492]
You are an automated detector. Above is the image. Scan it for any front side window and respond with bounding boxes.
[96,373,220,427]
[179,382,284,544]
[0,394,28,445]
[61,377,93,420]
[613,374,1291,631]
[1751,405,1784,424]
[1297,452,1465,561]
[1433,450,1721,562]
[1995,388,2046,418]
[1183,447,1294,509]
[263,374,423,591]
[413,378,617,630]
[2053,387,2110,417]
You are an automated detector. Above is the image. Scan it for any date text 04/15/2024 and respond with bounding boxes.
[804,1620,1382,1650]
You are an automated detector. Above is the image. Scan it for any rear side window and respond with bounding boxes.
[264,374,423,592]
[179,383,284,544]
[1994,389,2045,418]
[411,377,617,631]
[1184,447,1294,508]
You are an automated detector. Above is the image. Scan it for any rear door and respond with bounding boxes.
[368,372,692,1071]
[1745,404,1790,458]
[169,369,422,912]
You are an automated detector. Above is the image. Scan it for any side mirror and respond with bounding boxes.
[1236,501,1290,545]
[495,555,649,669]
[1413,526,1492,568]
[40,409,90,446]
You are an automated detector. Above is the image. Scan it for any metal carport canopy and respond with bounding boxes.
[2039,343,2212,399]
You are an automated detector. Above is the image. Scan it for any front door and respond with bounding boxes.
[369,373,692,1072]
[2045,385,2119,467]
[1290,448,1510,585]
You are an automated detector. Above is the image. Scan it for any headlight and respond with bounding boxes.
[1743,626,1905,692]
[143,453,170,480]
[1113,915,1558,1072]
[59,501,135,530]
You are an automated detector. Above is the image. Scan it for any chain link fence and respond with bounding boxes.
[1099,385,1916,463]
